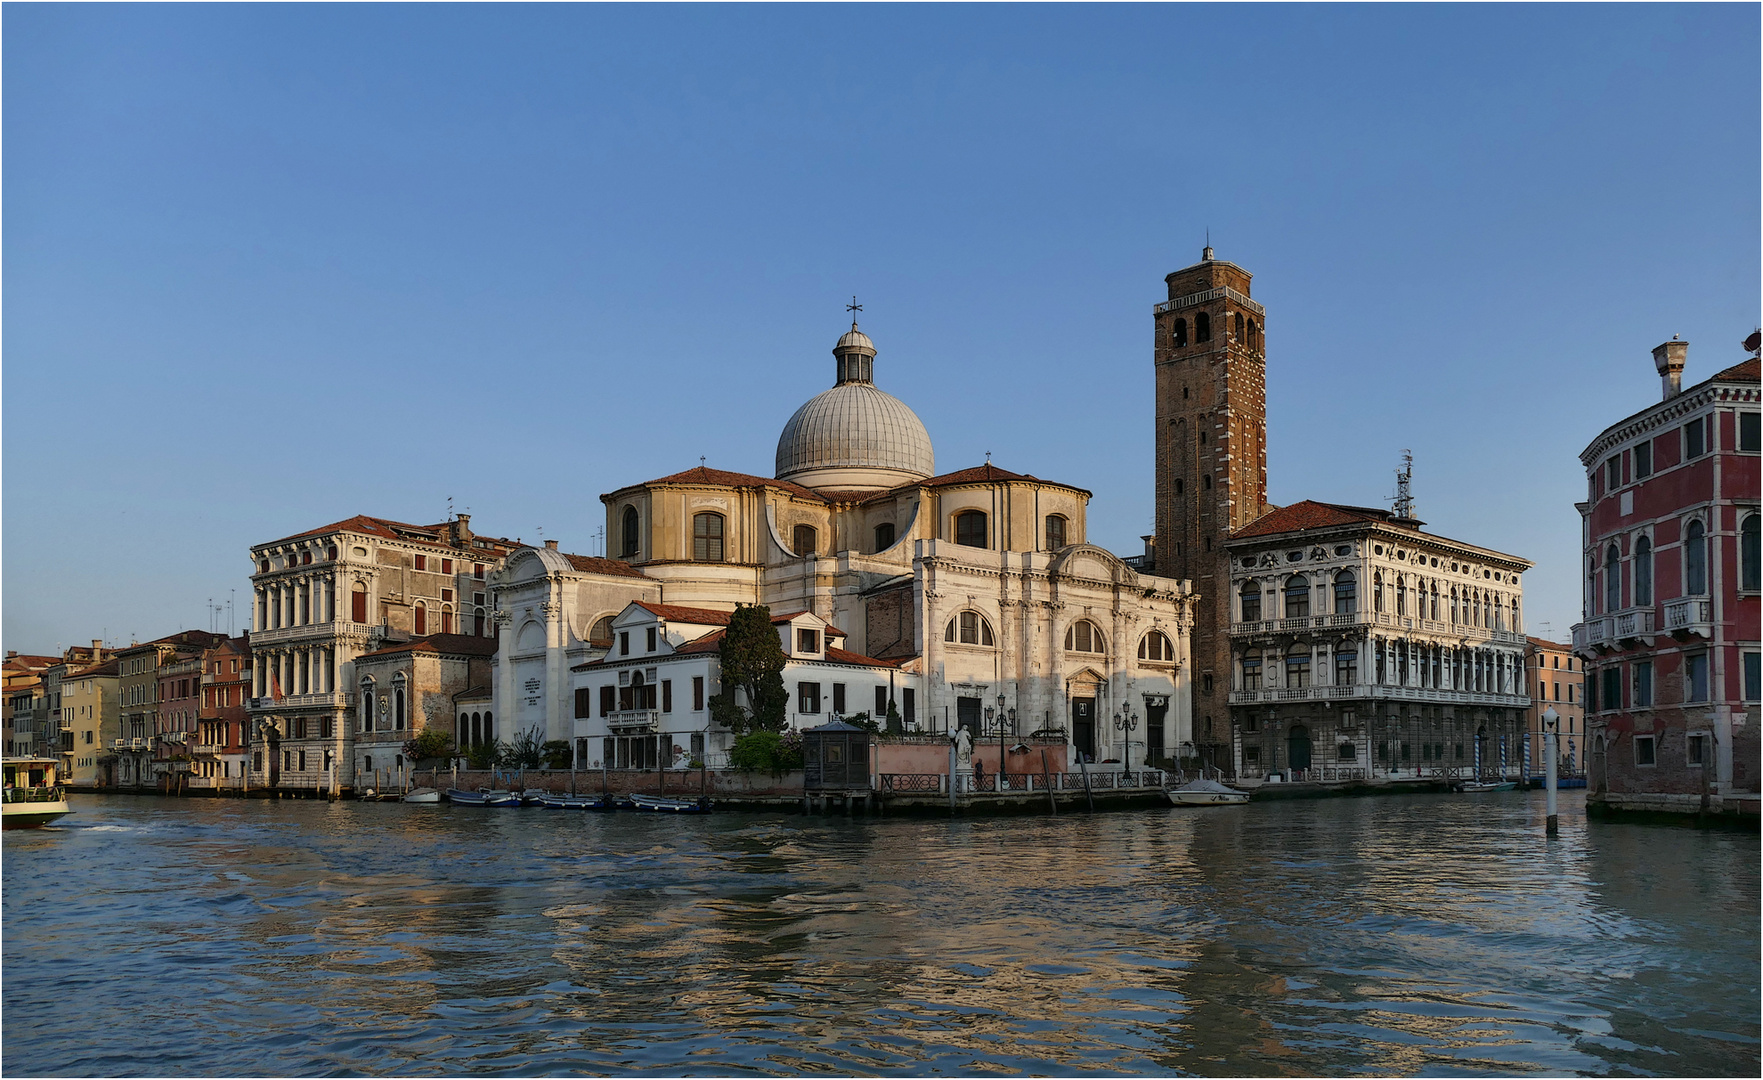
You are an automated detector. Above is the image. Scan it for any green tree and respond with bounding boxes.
[541,739,572,770]
[402,728,455,765]
[712,603,789,734]
[500,726,546,770]
[465,739,504,770]
[728,729,806,775]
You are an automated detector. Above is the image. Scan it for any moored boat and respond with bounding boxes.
[1460,780,1517,792]
[446,788,521,806]
[539,793,609,810]
[1166,778,1250,807]
[628,793,710,814]
[402,787,441,803]
[3,757,72,829]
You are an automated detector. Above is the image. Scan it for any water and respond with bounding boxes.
[3,791,1756,1077]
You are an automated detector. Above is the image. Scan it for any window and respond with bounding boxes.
[903,688,915,725]
[1285,652,1311,688]
[1338,742,1357,761]
[1684,519,1707,595]
[414,554,427,571]
[1045,515,1068,551]
[1633,661,1653,707]
[1744,652,1760,702]
[1333,571,1357,615]
[589,616,614,648]
[1396,577,1407,616]
[693,676,705,711]
[351,584,368,624]
[1601,667,1621,712]
[1606,457,1622,489]
[1241,648,1262,690]
[1284,575,1310,619]
[1240,581,1261,622]
[1742,516,1760,592]
[414,603,427,636]
[661,680,673,713]
[1634,440,1653,478]
[1685,653,1709,702]
[692,513,725,562]
[798,682,821,714]
[1195,311,1211,343]
[620,631,630,656]
[474,563,485,579]
[1335,648,1358,686]
[946,611,995,646]
[646,628,658,653]
[1172,318,1188,347]
[1634,735,1657,767]
[1243,746,1261,765]
[797,629,819,653]
[441,558,453,574]
[1685,732,1708,766]
[441,606,453,634]
[575,688,591,719]
[954,510,987,548]
[1685,417,1706,459]
[1742,410,1761,452]
[1065,620,1105,653]
[873,523,895,552]
[832,683,845,714]
[793,524,817,557]
[1604,543,1622,612]
[599,686,615,717]
[1139,631,1175,662]
[1234,311,1244,342]
[622,506,641,558]
[1634,536,1653,606]
[1375,573,1385,613]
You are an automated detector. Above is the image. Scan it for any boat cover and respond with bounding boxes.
[1174,779,1241,795]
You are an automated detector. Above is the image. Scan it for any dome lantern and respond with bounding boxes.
[774,320,934,492]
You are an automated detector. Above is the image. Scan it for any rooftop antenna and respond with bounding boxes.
[846,296,862,329]
[447,495,454,521]
[1393,450,1416,520]
[593,525,605,558]
[229,589,236,637]
[1203,228,1214,262]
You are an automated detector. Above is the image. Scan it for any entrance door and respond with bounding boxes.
[957,696,982,739]
[1145,702,1168,766]
[1072,697,1095,761]
[1287,724,1312,774]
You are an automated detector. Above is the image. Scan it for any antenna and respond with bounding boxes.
[1392,450,1415,519]
[447,495,454,521]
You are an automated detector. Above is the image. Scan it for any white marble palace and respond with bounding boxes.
[497,319,1198,770]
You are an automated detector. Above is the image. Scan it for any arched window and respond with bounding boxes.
[1741,515,1760,593]
[1234,311,1244,341]
[588,616,615,648]
[1241,647,1262,690]
[1195,311,1211,342]
[1333,570,1357,614]
[473,606,486,637]
[351,583,368,624]
[954,510,987,548]
[793,524,817,558]
[621,506,641,558]
[1045,514,1068,550]
[470,711,481,747]
[458,713,468,748]
[1685,519,1707,595]
[1139,630,1175,662]
[1450,586,1459,623]
[944,611,995,646]
[1374,572,1385,613]
[1172,318,1188,348]
[1634,536,1654,605]
[1239,580,1261,621]
[873,522,895,552]
[693,513,725,562]
[1285,575,1310,619]
[1604,543,1622,612]
[440,606,454,634]
[359,677,376,732]
[1396,576,1408,616]
[393,674,407,731]
[1430,582,1440,621]
[1202,474,1212,490]
[1248,319,1260,352]
[1065,620,1106,653]
[414,602,428,637]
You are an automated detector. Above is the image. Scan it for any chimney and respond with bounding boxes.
[450,513,472,549]
[544,539,559,551]
[1653,337,1688,400]
[92,639,102,654]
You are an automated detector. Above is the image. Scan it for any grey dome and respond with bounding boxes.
[774,323,934,487]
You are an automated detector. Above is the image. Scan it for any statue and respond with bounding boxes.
[955,727,973,767]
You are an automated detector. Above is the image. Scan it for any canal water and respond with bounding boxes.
[3,791,1756,1077]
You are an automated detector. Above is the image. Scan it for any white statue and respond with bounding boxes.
[955,727,973,767]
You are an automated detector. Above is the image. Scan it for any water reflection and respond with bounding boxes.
[3,792,1756,1076]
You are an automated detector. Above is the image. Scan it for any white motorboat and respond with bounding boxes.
[401,787,441,803]
[1460,780,1517,793]
[1166,778,1250,807]
[3,757,72,829]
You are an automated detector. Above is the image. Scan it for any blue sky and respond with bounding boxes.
[4,3,1757,651]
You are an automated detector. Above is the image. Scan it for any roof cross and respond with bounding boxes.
[846,296,862,326]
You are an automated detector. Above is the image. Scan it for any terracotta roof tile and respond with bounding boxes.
[825,646,907,669]
[639,466,825,502]
[355,633,498,661]
[1710,356,1760,383]
[69,658,121,678]
[634,602,736,625]
[263,514,519,555]
[1230,501,1406,540]
[561,553,648,579]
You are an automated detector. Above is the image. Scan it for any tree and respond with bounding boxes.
[500,726,546,770]
[465,739,503,770]
[541,740,572,770]
[403,728,455,765]
[712,603,789,734]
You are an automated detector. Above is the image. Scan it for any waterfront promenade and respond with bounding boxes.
[3,789,1757,1076]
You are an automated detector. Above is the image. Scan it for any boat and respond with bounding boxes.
[1460,780,1517,793]
[402,787,441,804]
[538,792,610,810]
[1166,778,1250,807]
[519,789,551,806]
[445,788,521,806]
[628,793,710,814]
[3,757,72,829]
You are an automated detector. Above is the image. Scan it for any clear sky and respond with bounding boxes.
[4,3,1757,652]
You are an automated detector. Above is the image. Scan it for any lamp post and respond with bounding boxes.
[1542,705,1559,836]
[1113,705,1140,778]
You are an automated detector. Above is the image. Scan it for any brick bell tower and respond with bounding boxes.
[1151,246,1268,770]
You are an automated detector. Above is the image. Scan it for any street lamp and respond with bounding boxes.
[1542,705,1560,836]
[1113,705,1140,775]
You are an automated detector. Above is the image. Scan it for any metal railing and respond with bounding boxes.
[878,769,1169,795]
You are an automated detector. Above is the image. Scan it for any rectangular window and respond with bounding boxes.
[441,559,453,574]
[903,688,915,724]
[646,628,658,653]
[1334,649,1357,686]
[1685,417,1706,458]
[474,563,486,579]
[1285,654,1311,688]
[600,685,615,717]
[832,683,846,714]
[1634,661,1653,707]
[620,632,630,656]
[798,682,821,714]
[693,676,706,711]
[1601,667,1622,712]
[797,629,819,653]
[1686,653,1709,702]
[1634,735,1656,767]
[414,554,426,571]
[1634,440,1653,478]
[661,680,673,713]
[1568,683,1575,704]
[1745,652,1761,702]
[1741,410,1761,452]
[1686,733,1708,766]
[575,688,591,718]
[876,686,888,718]
[1606,457,1621,489]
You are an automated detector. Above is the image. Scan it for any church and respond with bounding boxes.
[489,317,1198,769]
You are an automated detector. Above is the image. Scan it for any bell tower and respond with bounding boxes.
[1151,246,1268,767]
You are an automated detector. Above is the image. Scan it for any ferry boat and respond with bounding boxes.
[3,757,72,829]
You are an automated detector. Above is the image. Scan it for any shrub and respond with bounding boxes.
[729,730,805,775]
[403,728,455,765]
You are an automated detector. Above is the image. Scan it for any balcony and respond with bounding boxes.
[1664,597,1713,639]
[1572,617,1610,652]
[1229,683,1530,710]
[605,709,660,734]
[248,620,375,646]
[1231,612,1369,637]
[248,691,354,711]
[1612,607,1656,642]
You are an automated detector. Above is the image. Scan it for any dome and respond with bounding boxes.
[774,323,934,491]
